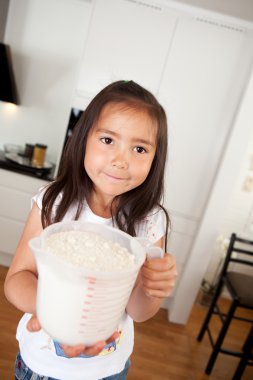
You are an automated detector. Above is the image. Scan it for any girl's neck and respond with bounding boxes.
[87,193,117,219]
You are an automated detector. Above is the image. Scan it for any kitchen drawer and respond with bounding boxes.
[0,186,32,222]
[0,169,48,194]
[0,169,48,222]
[0,216,24,255]
[0,169,49,261]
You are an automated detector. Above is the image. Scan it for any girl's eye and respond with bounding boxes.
[100,137,113,145]
[134,146,147,154]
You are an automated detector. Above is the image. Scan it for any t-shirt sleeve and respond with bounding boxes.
[31,184,51,210]
[136,207,169,244]
[31,183,62,222]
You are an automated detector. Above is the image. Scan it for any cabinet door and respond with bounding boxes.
[0,170,48,258]
[0,216,24,255]
[159,15,252,220]
[76,0,177,95]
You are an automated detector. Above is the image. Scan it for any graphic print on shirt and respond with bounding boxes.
[52,328,123,358]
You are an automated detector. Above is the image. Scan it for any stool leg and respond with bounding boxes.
[197,281,223,342]
[232,325,253,380]
[205,300,237,375]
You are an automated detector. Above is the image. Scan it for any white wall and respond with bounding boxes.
[169,68,253,323]
[0,0,9,40]
[203,70,253,284]
[0,0,92,164]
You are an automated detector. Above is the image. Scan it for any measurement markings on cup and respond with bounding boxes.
[79,276,97,331]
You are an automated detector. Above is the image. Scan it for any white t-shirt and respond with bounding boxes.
[16,190,166,380]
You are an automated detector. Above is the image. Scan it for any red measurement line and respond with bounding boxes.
[86,276,96,282]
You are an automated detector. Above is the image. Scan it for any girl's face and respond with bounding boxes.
[84,103,157,204]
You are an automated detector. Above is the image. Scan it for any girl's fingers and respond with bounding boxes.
[106,331,120,344]
[142,267,176,281]
[143,287,174,298]
[143,279,176,297]
[26,315,41,332]
[141,252,178,297]
[61,344,86,358]
[61,331,120,358]
[145,253,176,271]
[142,253,178,285]
[61,341,106,358]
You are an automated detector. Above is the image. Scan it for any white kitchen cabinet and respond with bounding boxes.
[75,0,178,96]
[0,169,48,265]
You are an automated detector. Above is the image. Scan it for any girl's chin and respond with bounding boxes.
[95,185,129,199]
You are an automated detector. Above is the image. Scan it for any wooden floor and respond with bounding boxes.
[0,265,252,380]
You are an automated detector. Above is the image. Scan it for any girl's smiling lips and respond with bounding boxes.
[103,172,128,181]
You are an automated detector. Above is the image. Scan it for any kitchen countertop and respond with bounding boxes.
[0,150,55,181]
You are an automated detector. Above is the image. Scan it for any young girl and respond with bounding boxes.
[4,80,177,380]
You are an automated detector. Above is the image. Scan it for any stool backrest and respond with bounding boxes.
[221,233,253,278]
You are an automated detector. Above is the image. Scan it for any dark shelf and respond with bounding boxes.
[0,150,55,181]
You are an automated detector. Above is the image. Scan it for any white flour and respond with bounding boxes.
[44,230,135,271]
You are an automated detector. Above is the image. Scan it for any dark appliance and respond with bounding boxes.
[58,108,83,173]
[0,42,19,104]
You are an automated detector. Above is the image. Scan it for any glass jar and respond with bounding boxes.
[32,144,47,167]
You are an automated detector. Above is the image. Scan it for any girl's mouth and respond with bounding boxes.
[104,172,127,181]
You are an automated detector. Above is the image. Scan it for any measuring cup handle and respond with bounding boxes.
[146,246,164,260]
[134,237,164,260]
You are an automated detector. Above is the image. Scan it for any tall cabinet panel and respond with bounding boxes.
[159,16,252,220]
[75,0,177,96]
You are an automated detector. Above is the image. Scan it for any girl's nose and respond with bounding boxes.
[112,160,128,169]
[112,150,129,169]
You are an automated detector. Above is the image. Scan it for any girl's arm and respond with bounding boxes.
[126,237,177,322]
[4,203,43,314]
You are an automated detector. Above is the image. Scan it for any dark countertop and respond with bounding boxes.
[0,150,55,181]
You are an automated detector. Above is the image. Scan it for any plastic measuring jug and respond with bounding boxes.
[29,221,163,346]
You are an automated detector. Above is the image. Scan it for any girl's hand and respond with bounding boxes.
[141,253,177,298]
[27,315,120,357]
[60,331,120,357]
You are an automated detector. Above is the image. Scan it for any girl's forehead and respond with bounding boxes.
[100,102,147,117]
[96,102,158,132]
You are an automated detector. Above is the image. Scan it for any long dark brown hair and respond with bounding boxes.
[42,80,170,247]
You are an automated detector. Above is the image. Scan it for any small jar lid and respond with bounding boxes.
[35,143,47,149]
